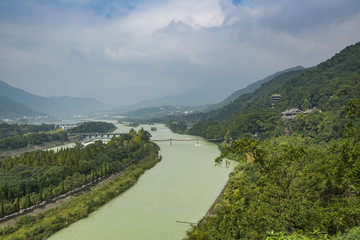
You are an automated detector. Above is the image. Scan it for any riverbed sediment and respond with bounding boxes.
[0,140,72,157]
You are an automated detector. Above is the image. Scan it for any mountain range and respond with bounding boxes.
[0,94,41,118]
[3,40,358,121]
[0,80,111,119]
[111,66,306,118]
[204,65,305,112]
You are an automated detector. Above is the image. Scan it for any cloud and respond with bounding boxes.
[0,0,359,105]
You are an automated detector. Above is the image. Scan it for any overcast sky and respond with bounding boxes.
[1,0,360,105]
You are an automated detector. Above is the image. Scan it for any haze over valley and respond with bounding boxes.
[1,1,360,240]
[1,0,360,117]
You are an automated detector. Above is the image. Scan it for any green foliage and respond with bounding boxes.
[0,129,157,218]
[189,121,226,139]
[186,99,360,239]
[0,123,56,139]
[275,43,360,112]
[68,121,116,133]
[182,43,360,239]
[0,132,68,151]
[0,146,161,239]
[174,42,360,145]
[290,110,347,142]
[333,226,360,240]
[167,120,188,134]
[0,123,68,151]
[224,110,283,140]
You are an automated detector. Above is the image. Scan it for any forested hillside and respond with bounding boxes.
[0,129,156,218]
[173,42,360,143]
[205,66,304,112]
[0,129,161,239]
[183,42,360,239]
[68,121,116,133]
[0,123,68,152]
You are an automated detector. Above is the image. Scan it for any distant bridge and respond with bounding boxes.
[69,133,127,140]
[69,133,222,145]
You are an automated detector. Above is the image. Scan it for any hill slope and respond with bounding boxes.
[177,42,360,141]
[205,65,304,111]
[0,81,111,118]
[183,42,360,240]
[0,94,41,118]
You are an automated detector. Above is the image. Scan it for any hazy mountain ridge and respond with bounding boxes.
[123,105,206,119]
[0,80,111,118]
[112,66,305,116]
[181,68,306,124]
[127,87,220,111]
[0,94,41,118]
[205,66,305,111]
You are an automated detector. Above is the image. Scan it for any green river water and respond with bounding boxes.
[48,123,234,240]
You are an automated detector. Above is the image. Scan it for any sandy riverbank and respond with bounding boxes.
[0,140,73,157]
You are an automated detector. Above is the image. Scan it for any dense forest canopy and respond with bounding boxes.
[0,123,68,151]
[182,42,360,239]
[170,42,360,143]
[0,128,156,218]
[185,99,360,240]
[68,121,116,133]
[0,123,56,138]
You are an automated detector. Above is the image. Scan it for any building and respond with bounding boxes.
[57,124,78,131]
[281,107,316,121]
[281,108,303,121]
[270,94,281,107]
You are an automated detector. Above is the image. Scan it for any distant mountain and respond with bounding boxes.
[48,96,112,117]
[110,91,211,115]
[0,80,111,118]
[109,66,305,119]
[121,66,304,114]
[0,94,41,118]
[205,66,305,111]
[129,88,217,110]
[181,68,307,124]
[0,80,54,114]
[123,105,205,119]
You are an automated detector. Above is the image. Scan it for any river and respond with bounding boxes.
[48,123,234,240]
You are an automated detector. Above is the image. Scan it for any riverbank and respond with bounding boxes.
[0,140,72,157]
[198,164,242,226]
[0,160,131,229]
[0,151,161,239]
[0,123,235,240]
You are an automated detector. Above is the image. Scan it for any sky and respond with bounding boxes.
[0,0,360,106]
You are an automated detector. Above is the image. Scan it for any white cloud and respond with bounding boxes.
[0,0,359,105]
